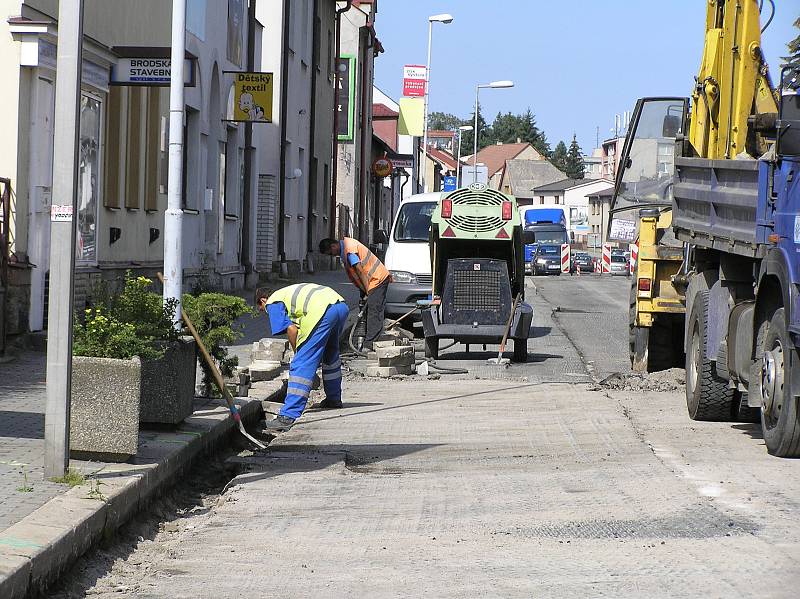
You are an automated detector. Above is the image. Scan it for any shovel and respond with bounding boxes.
[157,273,267,450]
[488,293,521,367]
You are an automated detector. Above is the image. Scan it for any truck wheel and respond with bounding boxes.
[759,308,800,457]
[513,339,528,363]
[424,337,439,360]
[686,291,735,421]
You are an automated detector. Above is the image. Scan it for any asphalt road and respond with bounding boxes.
[48,272,800,598]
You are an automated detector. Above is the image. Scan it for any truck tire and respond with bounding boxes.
[513,339,528,363]
[424,337,439,360]
[759,308,800,457]
[686,291,736,420]
[629,281,677,373]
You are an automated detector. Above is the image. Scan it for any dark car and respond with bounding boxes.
[570,252,594,274]
[532,244,562,276]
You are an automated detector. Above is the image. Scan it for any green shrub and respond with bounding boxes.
[73,272,178,360]
[182,292,253,396]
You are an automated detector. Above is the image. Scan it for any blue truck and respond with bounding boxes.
[521,207,568,272]
[667,82,800,457]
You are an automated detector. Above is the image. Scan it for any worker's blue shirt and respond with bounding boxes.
[266,303,292,336]
[340,243,360,267]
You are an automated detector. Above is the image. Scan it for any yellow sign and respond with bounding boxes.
[398,97,424,136]
[232,71,273,122]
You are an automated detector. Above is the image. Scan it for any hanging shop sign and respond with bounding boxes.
[110,47,196,87]
[372,156,393,178]
[336,55,356,141]
[402,64,427,97]
[227,71,274,122]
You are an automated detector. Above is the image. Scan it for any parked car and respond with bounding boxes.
[383,192,442,321]
[609,253,630,276]
[532,244,562,276]
[570,252,594,274]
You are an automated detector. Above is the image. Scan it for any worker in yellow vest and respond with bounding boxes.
[319,237,391,350]
[256,283,349,433]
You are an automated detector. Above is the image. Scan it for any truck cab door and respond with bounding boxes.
[607,97,689,243]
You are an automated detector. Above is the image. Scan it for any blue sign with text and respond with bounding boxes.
[443,176,457,192]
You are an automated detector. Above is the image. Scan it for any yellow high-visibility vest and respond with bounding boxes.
[267,284,344,347]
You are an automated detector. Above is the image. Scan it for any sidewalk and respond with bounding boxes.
[0,350,283,599]
[0,267,359,597]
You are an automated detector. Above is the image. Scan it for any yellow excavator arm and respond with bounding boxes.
[689,0,779,159]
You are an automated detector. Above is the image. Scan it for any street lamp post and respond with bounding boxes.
[456,125,472,187]
[421,13,453,192]
[473,80,514,183]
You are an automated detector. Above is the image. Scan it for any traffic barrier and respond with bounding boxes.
[602,243,612,274]
[629,243,638,276]
[560,244,570,274]
[595,258,601,274]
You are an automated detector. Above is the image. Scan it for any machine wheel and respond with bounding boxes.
[686,291,735,421]
[424,337,439,360]
[513,339,528,363]
[629,282,678,373]
[759,308,800,457]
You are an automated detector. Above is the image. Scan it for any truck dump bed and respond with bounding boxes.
[672,157,763,258]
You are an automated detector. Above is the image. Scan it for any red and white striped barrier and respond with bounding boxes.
[629,243,638,276]
[602,243,612,274]
[560,244,571,274]
[595,258,601,274]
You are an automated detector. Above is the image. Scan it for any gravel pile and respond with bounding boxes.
[600,368,685,393]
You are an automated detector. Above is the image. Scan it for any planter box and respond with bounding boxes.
[139,336,196,425]
[71,356,141,461]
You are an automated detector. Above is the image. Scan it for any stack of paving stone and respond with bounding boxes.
[352,336,416,377]
[249,338,290,382]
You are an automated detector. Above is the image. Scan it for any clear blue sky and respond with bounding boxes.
[373,0,797,153]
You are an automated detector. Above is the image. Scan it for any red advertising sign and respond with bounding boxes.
[403,64,427,97]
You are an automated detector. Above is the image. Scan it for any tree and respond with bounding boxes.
[565,134,585,180]
[783,17,800,83]
[428,111,463,132]
[518,108,551,157]
[491,112,522,144]
[551,141,568,173]
[459,103,492,158]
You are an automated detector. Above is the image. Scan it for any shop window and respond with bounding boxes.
[77,94,102,263]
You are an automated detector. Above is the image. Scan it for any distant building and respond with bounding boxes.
[587,187,615,248]
[498,159,565,205]
[465,142,544,190]
[583,149,603,179]
[532,178,614,245]
[427,129,455,152]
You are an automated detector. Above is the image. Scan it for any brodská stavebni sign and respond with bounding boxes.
[111,57,195,86]
[231,72,274,122]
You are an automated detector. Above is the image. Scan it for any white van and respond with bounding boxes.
[383,192,443,320]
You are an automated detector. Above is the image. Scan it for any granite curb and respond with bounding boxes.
[0,380,284,599]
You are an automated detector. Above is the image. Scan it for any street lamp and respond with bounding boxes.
[456,125,473,187]
[421,13,454,192]
[473,80,514,183]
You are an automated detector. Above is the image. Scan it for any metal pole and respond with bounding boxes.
[163,0,186,325]
[420,21,433,193]
[43,0,84,478]
[241,0,256,285]
[473,85,480,184]
[456,130,462,187]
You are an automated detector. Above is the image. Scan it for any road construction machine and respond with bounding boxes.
[610,0,800,456]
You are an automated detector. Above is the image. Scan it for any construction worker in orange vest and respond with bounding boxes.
[319,237,391,350]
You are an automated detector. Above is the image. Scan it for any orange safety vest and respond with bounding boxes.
[341,237,390,293]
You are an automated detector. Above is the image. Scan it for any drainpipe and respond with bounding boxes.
[277,0,291,274]
[358,23,374,241]
[306,0,319,272]
[330,0,352,239]
[241,0,256,284]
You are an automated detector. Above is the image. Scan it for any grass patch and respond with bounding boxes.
[50,468,86,487]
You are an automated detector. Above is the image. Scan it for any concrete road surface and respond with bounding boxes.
[48,273,800,598]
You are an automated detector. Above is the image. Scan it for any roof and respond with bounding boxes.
[426,147,457,170]
[428,130,455,138]
[373,103,399,119]
[533,178,584,193]
[588,187,615,198]
[473,143,536,177]
[501,159,566,198]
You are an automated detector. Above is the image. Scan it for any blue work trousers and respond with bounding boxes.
[280,302,349,420]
